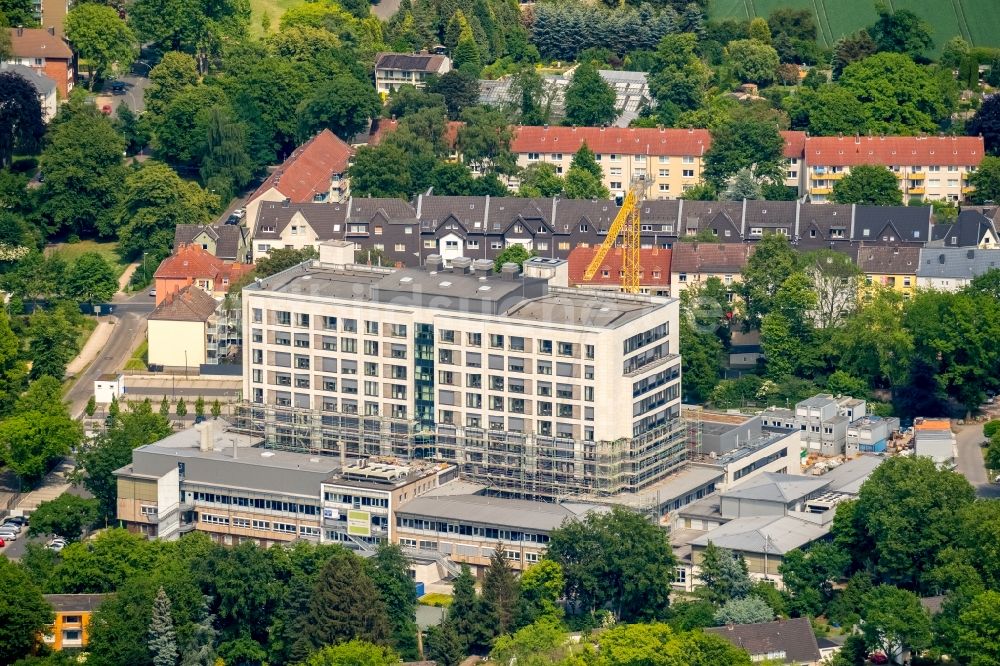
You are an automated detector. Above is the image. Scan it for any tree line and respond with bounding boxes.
[680,234,1000,418]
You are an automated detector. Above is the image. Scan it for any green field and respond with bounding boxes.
[249,0,307,35]
[45,240,130,277]
[708,0,1000,53]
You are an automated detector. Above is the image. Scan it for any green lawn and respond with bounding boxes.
[707,0,1000,53]
[75,317,98,353]
[46,240,130,278]
[250,0,307,35]
[124,340,148,372]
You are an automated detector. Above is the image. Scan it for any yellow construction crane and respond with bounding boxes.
[582,177,646,293]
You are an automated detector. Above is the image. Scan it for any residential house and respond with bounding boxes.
[929,209,1000,249]
[252,201,350,259]
[914,419,955,464]
[153,243,253,306]
[705,618,823,666]
[916,247,1000,291]
[508,127,805,199]
[857,246,921,299]
[174,223,250,263]
[147,285,223,369]
[42,594,107,650]
[4,26,73,97]
[0,62,57,121]
[852,204,933,245]
[669,243,752,301]
[374,52,451,96]
[245,129,354,232]
[803,135,984,204]
[566,246,671,295]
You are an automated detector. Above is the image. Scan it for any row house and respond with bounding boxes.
[857,246,921,299]
[507,126,806,200]
[174,223,250,263]
[245,129,354,233]
[566,246,671,296]
[804,135,984,204]
[248,195,932,268]
[916,247,1000,292]
[669,243,753,302]
[929,209,1000,249]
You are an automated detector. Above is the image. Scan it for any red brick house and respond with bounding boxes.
[5,27,74,97]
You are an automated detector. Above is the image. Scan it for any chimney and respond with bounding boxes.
[472,258,494,274]
[425,254,443,273]
[451,257,472,274]
[282,197,290,208]
[500,262,519,281]
[319,240,354,265]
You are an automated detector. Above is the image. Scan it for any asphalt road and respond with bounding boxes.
[104,55,152,115]
[955,422,1000,498]
[65,301,149,419]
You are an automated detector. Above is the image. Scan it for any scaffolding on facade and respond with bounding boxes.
[232,402,689,502]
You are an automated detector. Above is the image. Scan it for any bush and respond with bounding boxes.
[984,420,1000,438]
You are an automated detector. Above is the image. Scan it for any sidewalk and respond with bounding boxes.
[117,263,139,293]
[13,459,74,514]
[66,320,115,377]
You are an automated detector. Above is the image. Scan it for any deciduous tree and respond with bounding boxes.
[704,113,784,190]
[713,596,774,625]
[860,585,931,659]
[969,156,1000,204]
[28,494,99,541]
[65,4,138,87]
[301,640,399,666]
[564,61,617,127]
[297,74,380,141]
[65,252,119,304]
[868,7,933,59]
[0,71,44,168]
[727,39,780,86]
[832,164,902,205]
[0,558,54,664]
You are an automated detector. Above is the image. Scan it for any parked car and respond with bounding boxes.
[226,214,240,225]
[5,515,27,526]
[0,537,6,547]
[111,81,126,94]
[101,104,113,115]
[1,522,22,534]
[47,539,66,552]
[231,208,245,220]
[0,529,19,541]
[149,288,156,297]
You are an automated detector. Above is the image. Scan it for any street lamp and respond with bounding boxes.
[142,252,148,282]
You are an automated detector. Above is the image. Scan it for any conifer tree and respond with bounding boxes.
[368,544,420,659]
[149,587,179,666]
[210,399,222,419]
[160,395,170,416]
[447,564,490,652]
[175,398,187,417]
[482,545,519,636]
[295,551,391,657]
[194,396,205,417]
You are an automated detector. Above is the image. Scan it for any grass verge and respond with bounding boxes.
[46,240,130,278]
[124,340,149,371]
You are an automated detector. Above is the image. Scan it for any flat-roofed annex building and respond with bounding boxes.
[238,242,685,501]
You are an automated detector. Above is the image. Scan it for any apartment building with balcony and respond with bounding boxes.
[374,52,451,96]
[803,135,984,204]
[238,241,685,501]
[43,595,107,651]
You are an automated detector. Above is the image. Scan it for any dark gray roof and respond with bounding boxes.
[853,205,931,243]
[917,247,1000,279]
[743,200,797,231]
[929,210,998,247]
[174,224,247,261]
[856,246,920,274]
[0,62,56,96]
[375,52,449,72]
[705,618,821,664]
[417,196,490,231]
[44,594,109,613]
[678,200,742,235]
[553,198,616,232]
[254,201,348,241]
[350,197,417,224]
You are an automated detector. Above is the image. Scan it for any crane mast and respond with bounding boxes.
[582,177,646,294]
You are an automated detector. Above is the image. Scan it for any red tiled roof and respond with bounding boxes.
[149,285,219,322]
[781,131,807,159]
[368,118,398,147]
[670,243,753,274]
[9,28,73,59]
[567,246,671,287]
[805,135,984,167]
[250,129,353,203]
[154,244,252,282]
[511,126,712,157]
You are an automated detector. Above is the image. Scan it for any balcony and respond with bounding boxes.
[809,187,832,196]
[826,171,845,180]
[963,186,975,194]
[910,172,926,180]
[908,186,925,195]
